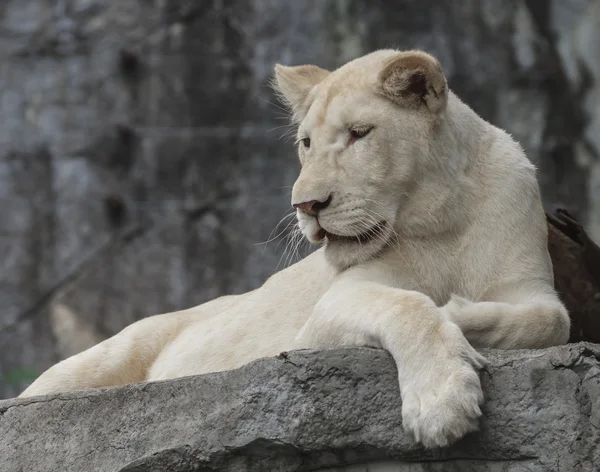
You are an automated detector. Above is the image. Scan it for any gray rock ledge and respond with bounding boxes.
[1,343,600,472]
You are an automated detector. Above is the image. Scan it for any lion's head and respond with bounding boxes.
[273,50,466,270]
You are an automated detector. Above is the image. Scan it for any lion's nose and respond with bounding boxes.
[293,195,332,217]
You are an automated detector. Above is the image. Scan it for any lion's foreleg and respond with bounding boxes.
[296,274,486,448]
[442,290,570,349]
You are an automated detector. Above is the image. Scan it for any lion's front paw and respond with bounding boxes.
[400,324,486,448]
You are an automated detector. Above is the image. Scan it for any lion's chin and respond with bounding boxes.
[321,221,392,270]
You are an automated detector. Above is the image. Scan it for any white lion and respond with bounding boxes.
[19,49,570,449]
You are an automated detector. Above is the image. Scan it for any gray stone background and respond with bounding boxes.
[0,0,599,399]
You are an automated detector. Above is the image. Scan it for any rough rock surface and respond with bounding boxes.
[1,342,599,471]
[2,0,600,399]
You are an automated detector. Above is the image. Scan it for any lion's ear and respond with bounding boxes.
[272,64,330,119]
[378,51,448,113]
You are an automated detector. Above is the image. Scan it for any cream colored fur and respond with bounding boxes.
[19,50,570,449]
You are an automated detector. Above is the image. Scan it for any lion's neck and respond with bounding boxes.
[394,93,492,239]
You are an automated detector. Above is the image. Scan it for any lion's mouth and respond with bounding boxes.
[317,221,387,244]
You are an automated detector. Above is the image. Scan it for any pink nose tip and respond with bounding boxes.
[293,196,332,216]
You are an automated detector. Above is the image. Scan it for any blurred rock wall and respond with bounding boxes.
[1,0,599,398]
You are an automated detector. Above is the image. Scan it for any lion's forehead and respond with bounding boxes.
[302,87,386,136]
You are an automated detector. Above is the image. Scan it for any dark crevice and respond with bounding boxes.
[104,194,127,228]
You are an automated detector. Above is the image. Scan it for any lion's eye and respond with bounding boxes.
[349,127,373,141]
[301,137,311,149]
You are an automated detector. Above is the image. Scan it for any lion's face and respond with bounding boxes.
[273,50,449,269]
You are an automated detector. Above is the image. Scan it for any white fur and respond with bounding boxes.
[19,50,569,449]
